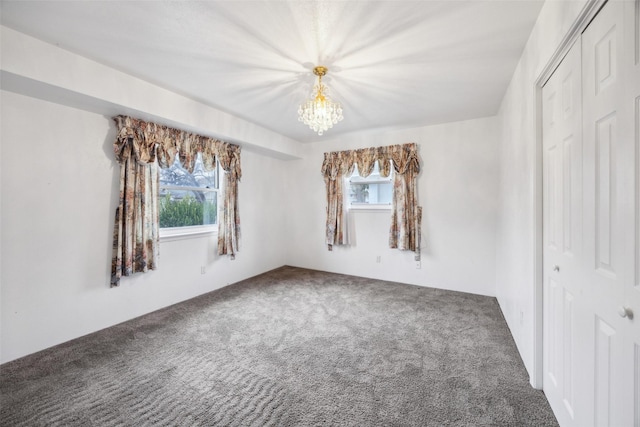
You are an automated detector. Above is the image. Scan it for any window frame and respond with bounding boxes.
[347,163,394,211]
[158,157,221,241]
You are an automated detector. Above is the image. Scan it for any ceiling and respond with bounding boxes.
[0,0,544,143]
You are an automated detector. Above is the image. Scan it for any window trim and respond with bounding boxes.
[348,202,392,211]
[348,177,393,185]
[158,156,221,240]
[160,224,217,242]
[159,184,218,193]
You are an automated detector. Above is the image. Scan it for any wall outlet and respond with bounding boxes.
[415,260,421,269]
[376,255,381,263]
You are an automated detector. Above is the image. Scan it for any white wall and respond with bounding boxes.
[1,87,501,364]
[0,91,289,363]
[495,0,590,382]
[286,117,500,297]
[2,1,592,369]
[0,27,503,364]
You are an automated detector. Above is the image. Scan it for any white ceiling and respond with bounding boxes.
[0,0,544,143]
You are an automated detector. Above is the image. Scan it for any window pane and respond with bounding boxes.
[159,153,219,229]
[349,182,393,204]
[159,154,217,190]
[350,183,369,203]
[348,162,393,205]
[159,188,217,228]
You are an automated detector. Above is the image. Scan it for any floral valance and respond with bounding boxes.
[113,115,241,180]
[321,143,420,181]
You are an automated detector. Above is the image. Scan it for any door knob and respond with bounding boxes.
[553,265,560,272]
[618,306,634,319]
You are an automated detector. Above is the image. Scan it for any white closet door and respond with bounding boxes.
[543,1,639,426]
[542,36,587,427]
[582,1,639,425]
[629,1,640,423]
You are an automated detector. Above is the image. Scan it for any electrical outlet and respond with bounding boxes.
[415,260,421,269]
[376,255,381,263]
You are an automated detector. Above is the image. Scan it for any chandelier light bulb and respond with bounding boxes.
[298,66,344,136]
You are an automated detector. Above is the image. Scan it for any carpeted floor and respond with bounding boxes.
[0,266,558,426]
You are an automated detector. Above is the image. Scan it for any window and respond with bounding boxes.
[159,153,219,237]
[348,162,393,209]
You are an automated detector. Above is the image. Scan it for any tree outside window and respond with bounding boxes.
[159,154,218,228]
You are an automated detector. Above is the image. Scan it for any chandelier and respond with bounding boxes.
[298,66,344,136]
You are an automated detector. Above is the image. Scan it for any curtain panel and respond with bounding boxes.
[111,115,242,287]
[321,143,422,258]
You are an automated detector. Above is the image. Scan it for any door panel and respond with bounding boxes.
[582,2,639,425]
[563,136,575,255]
[543,35,584,427]
[594,317,615,427]
[594,113,616,277]
[543,2,639,426]
[562,287,575,417]
[637,96,640,290]
[635,341,640,426]
[628,2,640,426]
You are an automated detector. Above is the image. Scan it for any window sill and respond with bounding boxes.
[160,225,217,242]
[348,204,392,211]
[349,178,392,185]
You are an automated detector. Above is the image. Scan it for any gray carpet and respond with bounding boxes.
[0,266,558,426]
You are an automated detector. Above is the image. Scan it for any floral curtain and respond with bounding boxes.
[111,138,160,287]
[321,143,422,259]
[320,150,355,249]
[111,116,242,287]
[217,143,242,259]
